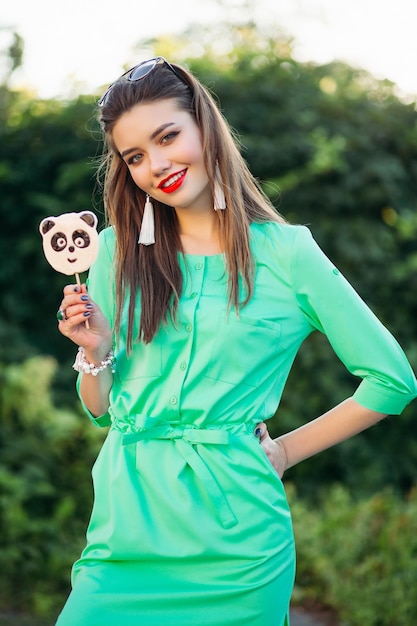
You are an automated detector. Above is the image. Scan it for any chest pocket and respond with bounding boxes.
[115,325,163,381]
[204,311,282,388]
[116,343,162,381]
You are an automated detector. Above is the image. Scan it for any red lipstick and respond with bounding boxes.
[158,169,187,194]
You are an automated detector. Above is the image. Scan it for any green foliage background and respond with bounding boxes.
[0,23,416,624]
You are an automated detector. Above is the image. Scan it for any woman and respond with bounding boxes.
[55,57,417,626]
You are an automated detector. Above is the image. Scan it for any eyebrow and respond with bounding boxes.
[120,122,177,159]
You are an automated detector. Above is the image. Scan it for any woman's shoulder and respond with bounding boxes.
[99,224,116,243]
[250,220,312,254]
[97,225,116,257]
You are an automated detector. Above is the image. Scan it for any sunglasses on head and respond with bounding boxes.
[98,56,185,107]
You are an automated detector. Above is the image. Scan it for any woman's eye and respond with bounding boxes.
[128,153,143,165]
[161,131,179,144]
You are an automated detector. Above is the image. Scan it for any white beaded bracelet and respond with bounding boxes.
[72,346,116,376]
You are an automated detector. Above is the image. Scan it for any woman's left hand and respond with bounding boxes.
[254,423,288,479]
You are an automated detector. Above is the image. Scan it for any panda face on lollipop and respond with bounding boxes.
[39,211,99,275]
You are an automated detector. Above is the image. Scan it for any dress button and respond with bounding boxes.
[190,292,197,299]
[185,323,192,332]
[170,396,177,405]
[332,268,340,275]
[180,361,187,371]
[195,262,203,270]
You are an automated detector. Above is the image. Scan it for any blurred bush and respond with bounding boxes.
[0,356,105,618]
[289,483,417,625]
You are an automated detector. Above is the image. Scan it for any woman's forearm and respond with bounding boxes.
[277,397,387,470]
[78,346,113,418]
[79,370,113,417]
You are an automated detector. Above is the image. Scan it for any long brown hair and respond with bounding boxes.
[98,60,286,349]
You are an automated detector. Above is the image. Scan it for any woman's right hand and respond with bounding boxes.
[56,283,112,361]
[255,422,289,478]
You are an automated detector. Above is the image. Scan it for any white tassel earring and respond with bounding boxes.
[213,162,226,211]
[138,194,155,245]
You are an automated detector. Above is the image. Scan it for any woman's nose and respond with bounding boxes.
[149,152,172,178]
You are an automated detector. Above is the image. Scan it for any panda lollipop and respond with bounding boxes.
[39,211,99,327]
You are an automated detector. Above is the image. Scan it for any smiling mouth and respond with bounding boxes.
[158,169,187,193]
[67,258,77,263]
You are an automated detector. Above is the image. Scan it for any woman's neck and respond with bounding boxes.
[176,207,222,255]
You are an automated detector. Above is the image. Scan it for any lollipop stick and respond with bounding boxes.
[75,272,90,329]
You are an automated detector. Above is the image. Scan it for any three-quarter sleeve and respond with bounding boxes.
[291,226,417,414]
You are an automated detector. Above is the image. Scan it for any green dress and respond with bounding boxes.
[56,222,417,626]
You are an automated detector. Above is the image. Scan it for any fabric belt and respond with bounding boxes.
[122,425,238,529]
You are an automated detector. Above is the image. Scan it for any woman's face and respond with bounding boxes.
[112,98,212,213]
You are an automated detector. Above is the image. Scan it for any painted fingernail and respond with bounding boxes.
[74,286,79,292]
[85,303,94,310]
[83,311,91,317]
[255,427,262,437]
[81,295,89,301]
